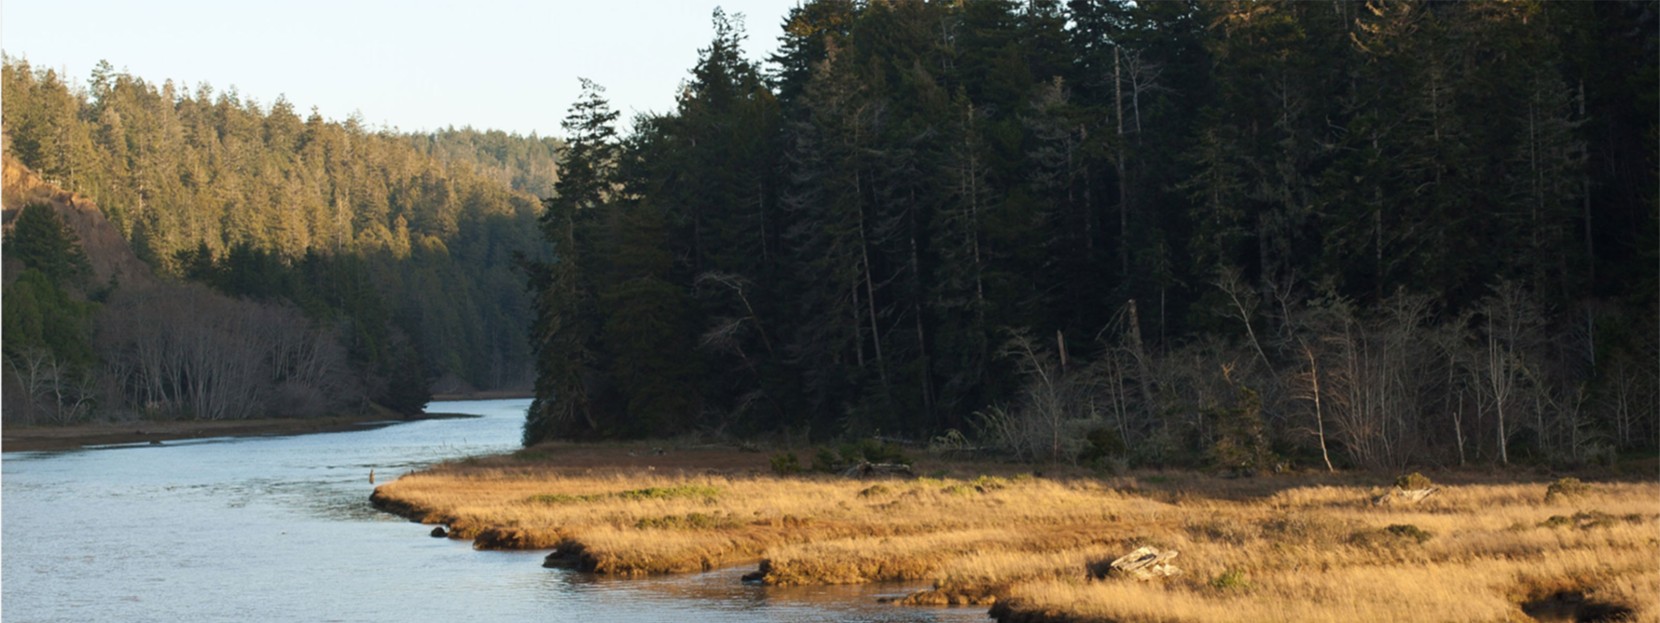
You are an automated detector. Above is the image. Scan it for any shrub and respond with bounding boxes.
[1545,477,1589,502]
[812,447,844,472]
[811,438,913,472]
[1539,511,1636,530]
[857,484,893,498]
[770,452,802,475]
[1394,472,1434,490]
[1080,427,1126,467]
[1351,523,1433,547]
[1384,524,1434,544]
[847,438,911,465]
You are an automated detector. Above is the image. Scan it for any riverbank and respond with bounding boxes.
[429,389,535,401]
[371,443,1659,622]
[1,410,479,452]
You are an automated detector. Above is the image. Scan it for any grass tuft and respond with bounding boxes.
[1210,568,1252,592]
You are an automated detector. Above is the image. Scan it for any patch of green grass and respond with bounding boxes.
[528,492,601,505]
[527,484,721,505]
[634,512,738,530]
[1211,568,1252,591]
[615,484,721,501]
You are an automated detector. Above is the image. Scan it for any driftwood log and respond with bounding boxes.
[1373,486,1439,506]
[1088,546,1181,581]
[841,461,915,478]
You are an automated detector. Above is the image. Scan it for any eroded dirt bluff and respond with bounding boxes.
[3,153,157,289]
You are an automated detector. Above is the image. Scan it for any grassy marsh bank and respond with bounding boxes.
[372,443,1660,622]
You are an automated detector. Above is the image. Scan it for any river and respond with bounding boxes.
[2,399,989,622]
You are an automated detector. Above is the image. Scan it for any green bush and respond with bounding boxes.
[1394,472,1434,490]
[1080,427,1126,467]
[811,438,913,472]
[770,452,802,475]
[812,446,844,472]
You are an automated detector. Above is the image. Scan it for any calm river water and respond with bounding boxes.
[3,399,989,622]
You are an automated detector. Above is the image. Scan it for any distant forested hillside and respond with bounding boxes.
[407,127,562,199]
[2,57,551,423]
[526,1,1657,471]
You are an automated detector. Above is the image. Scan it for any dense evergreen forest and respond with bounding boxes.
[2,56,556,422]
[526,0,1657,471]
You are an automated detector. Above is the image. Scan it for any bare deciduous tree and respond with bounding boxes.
[98,283,359,421]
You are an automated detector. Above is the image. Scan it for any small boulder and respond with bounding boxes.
[543,549,582,569]
[430,526,448,538]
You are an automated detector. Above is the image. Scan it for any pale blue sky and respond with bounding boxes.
[1,0,799,137]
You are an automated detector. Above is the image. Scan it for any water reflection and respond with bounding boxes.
[3,399,989,622]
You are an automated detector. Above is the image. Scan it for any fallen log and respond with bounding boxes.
[1088,546,1181,581]
[1373,486,1439,506]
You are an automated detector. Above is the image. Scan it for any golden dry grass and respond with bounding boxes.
[372,444,1660,622]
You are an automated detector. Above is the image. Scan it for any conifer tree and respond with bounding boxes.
[525,79,619,444]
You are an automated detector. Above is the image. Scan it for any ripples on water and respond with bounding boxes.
[2,399,990,622]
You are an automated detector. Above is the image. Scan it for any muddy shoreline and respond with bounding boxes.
[429,390,534,401]
[1,411,480,452]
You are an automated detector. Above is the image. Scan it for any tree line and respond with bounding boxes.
[3,57,557,422]
[526,0,1656,470]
